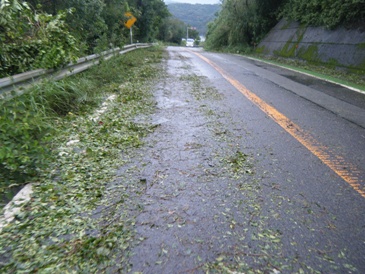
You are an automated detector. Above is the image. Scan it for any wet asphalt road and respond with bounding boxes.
[126,47,365,273]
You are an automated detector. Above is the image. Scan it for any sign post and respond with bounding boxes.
[130,27,133,45]
[124,12,137,44]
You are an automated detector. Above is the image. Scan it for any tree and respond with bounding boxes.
[26,0,110,53]
[130,0,170,42]
[0,0,78,77]
[0,0,173,77]
[100,0,128,49]
[205,0,284,51]
[280,0,365,29]
[158,17,186,44]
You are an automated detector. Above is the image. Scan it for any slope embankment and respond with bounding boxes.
[258,19,365,74]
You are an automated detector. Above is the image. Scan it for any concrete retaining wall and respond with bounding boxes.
[258,19,365,74]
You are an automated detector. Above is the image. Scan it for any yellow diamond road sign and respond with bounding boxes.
[124,12,137,29]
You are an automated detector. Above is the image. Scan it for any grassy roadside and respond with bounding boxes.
[0,46,161,202]
[0,46,164,272]
[244,54,365,92]
[204,44,365,92]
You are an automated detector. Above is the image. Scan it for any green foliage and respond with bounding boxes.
[0,95,51,190]
[205,0,364,51]
[34,11,79,68]
[0,0,79,77]
[34,81,92,116]
[131,0,170,42]
[27,0,110,53]
[205,0,284,51]
[298,45,319,62]
[349,59,365,75]
[0,46,163,194]
[274,27,305,58]
[327,58,340,70]
[101,0,128,48]
[255,45,266,54]
[0,46,164,272]
[63,0,108,53]
[0,0,170,77]
[280,0,365,29]
[158,17,186,44]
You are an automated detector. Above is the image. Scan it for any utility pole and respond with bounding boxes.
[187,26,196,40]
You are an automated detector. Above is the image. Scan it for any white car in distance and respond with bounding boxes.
[186,38,194,47]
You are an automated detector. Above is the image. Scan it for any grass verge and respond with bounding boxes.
[0,46,162,203]
[0,46,164,272]
[205,45,365,92]
[245,54,365,92]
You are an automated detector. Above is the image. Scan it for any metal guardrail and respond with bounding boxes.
[0,43,152,99]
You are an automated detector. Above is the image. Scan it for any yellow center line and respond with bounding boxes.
[192,51,365,198]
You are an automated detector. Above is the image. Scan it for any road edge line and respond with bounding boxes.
[238,55,365,95]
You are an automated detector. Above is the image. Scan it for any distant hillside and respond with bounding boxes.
[167,3,220,36]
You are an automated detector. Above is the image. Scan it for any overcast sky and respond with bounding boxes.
[164,0,220,4]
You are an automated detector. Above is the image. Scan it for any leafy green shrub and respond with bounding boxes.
[0,46,162,195]
[280,0,365,29]
[205,0,285,51]
[0,76,101,191]
[0,66,104,191]
[0,0,79,77]
[34,80,94,116]
[0,46,163,273]
[0,96,51,190]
